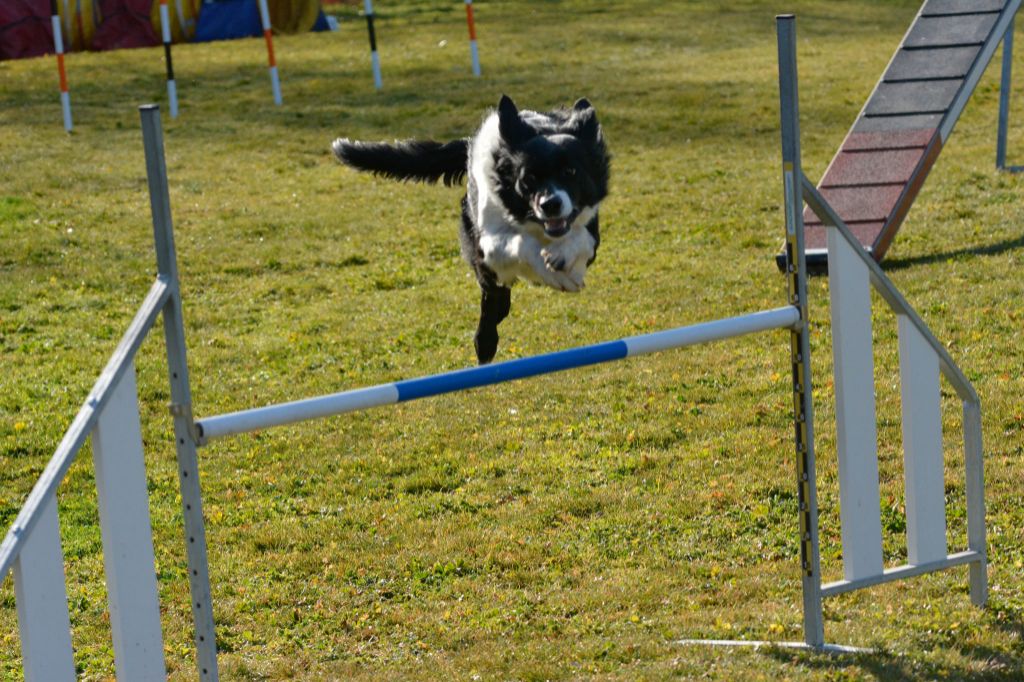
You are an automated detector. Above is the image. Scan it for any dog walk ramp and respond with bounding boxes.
[778,0,1022,272]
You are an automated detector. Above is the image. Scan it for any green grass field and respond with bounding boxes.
[2,0,1023,678]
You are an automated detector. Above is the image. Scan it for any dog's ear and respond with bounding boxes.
[572,104,601,143]
[497,94,532,145]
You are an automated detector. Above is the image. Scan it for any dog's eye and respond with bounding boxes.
[565,167,576,177]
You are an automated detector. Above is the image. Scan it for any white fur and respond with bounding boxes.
[469,113,597,293]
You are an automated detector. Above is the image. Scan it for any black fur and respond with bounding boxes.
[332,139,469,187]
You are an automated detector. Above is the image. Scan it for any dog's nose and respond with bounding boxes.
[539,195,562,216]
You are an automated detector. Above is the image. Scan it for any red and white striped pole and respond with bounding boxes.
[158,0,179,117]
[465,0,480,77]
[50,0,72,131]
[257,0,283,105]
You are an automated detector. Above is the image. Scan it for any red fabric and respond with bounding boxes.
[91,0,158,51]
[0,0,52,60]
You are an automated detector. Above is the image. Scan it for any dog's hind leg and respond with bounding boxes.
[474,282,511,365]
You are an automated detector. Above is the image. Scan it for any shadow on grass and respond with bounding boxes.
[765,645,1019,681]
[761,604,1024,680]
[883,234,1024,272]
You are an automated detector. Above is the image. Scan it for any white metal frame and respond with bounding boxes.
[688,15,987,651]
[0,106,219,681]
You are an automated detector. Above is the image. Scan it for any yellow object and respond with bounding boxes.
[151,0,201,43]
[269,0,322,35]
[57,0,99,52]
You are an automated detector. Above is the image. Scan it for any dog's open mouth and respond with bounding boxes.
[536,209,578,238]
[542,217,570,237]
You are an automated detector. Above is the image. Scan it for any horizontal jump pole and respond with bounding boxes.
[195,306,800,444]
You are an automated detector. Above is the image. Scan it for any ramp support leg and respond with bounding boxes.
[997,17,1021,171]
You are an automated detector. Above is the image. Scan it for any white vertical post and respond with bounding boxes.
[897,315,947,565]
[92,364,167,681]
[50,11,73,131]
[159,1,179,118]
[827,227,884,581]
[13,494,76,681]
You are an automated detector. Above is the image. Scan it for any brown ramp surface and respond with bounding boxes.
[779,0,1020,273]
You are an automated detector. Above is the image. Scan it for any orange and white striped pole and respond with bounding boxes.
[158,0,179,117]
[256,0,283,104]
[465,0,480,77]
[50,0,72,131]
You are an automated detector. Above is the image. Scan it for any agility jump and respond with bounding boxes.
[0,12,996,680]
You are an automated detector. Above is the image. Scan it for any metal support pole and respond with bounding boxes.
[963,399,988,606]
[776,14,825,649]
[997,17,1019,171]
[139,105,219,681]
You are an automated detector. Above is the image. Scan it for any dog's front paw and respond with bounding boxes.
[541,248,566,272]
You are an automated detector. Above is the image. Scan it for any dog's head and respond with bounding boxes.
[493,95,609,238]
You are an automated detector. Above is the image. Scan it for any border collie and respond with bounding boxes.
[332,95,610,364]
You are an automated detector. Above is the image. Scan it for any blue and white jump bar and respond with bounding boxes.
[195,306,799,443]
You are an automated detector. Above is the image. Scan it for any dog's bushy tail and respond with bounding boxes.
[332,138,469,187]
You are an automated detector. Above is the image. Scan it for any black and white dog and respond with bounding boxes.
[332,95,610,364]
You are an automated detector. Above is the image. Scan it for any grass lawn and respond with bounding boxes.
[2,0,1023,678]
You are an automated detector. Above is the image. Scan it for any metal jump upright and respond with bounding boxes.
[773,13,987,649]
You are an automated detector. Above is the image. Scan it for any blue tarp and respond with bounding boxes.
[193,0,262,43]
[193,0,328,43]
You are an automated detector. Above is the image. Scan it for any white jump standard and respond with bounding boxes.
[0,14,990,680]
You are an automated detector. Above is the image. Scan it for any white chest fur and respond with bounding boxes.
[469,115,597,292]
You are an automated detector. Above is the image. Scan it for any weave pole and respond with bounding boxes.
[363,0,382,89]
[50,0,72,131]
[465,0,481,77]
[158,0,179,118]
[256,0,283,105]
